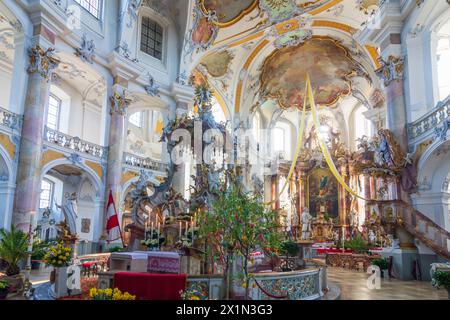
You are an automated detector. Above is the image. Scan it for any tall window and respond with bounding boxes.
[129,112,143,128]
[39,180,53,209]
[140,17,163,60]
[74,0,101,19]
[437,37,450,101]
[46,95,61,130]
[354,106,372,141]
[272,122,291,160]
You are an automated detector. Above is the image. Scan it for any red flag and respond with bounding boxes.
[106,190,123,245]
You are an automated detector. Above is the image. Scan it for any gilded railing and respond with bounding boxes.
[123,152,168,173]
[44,126,107,159]
[368,200,450,260]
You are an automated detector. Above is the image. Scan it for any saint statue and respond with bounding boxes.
[300,207,313,240]
[56,192,78,235]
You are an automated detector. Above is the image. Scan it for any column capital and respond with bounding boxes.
[375,55,405,87]
[27,45,60,82]
[110,89,131,116]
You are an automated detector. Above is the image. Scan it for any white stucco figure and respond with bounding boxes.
[301,207,313,240]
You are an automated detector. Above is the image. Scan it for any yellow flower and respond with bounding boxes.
[89,288,97,298]
[190,296,200,300]
[104,288,113,297]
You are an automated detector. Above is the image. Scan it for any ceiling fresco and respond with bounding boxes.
[200,50,234,77]
[260,36,369,110]
[200,0,258,26]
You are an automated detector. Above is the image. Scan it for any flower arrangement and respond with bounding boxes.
[140,239,159,248]
[432,270,450,290]
[179,287,208,300]
[44,242,72,268]
[89,288,136,300]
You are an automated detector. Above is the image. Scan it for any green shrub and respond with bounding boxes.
[432,271,450,290]
[371,258,389,270]
[281,241,299,257]
[108,246,124,253]
[344,236,368,253]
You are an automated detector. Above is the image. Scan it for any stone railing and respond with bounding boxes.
[123,152,169,173]
[407,96,450,143]
[44,126,107,160]
[0,107,23,133]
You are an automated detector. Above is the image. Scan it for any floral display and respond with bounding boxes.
[89,288,136,301]
[44,242,72,268]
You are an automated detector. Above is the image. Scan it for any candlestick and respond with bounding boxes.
[179,221,182,238]
[185,221,188,237]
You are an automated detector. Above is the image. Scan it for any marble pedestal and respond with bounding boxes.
[380,248,419,280]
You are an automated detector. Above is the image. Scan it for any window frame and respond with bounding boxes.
[74,0,102,20]
[39,179,54,210]
[139,16,164,61]
[46,94,62,131]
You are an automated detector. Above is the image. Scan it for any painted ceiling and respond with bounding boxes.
[186,0,386,120]
[260,36,369,110]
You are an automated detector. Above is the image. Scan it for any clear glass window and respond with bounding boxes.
[39,180,53,209]
[129,112,143,128]
[46,95,61,130]
[74,0,101,19]
[140,17,163,60]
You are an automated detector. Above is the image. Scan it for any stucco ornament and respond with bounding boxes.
[27,45,60,81]
[75,33,96,64]
[145,73,160,97]
[127,0,143,28]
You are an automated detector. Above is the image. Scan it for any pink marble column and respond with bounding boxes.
[13,45,59,231]
[297,163,308,212]
[103,85,130,237]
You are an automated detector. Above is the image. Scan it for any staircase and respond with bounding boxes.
[368,200,450,261]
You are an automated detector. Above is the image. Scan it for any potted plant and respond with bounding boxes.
[0,279,9,300]
[371,258,389,278]
[281,241,300,272]
[0,226,29,293]
[432,270,450,299]
[31,239,48,270]
[44,242,72,298]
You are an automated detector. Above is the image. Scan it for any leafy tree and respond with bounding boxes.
[0,226,29,276]
[199,182,282,299]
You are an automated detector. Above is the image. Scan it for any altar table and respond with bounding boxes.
[114,272,187,300]
[135,251,181,274]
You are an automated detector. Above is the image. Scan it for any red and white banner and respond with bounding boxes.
[106,190,123,244]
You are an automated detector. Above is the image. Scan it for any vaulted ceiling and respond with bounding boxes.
[183,0,385,125]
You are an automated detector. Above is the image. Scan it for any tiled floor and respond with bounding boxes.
[327,267,449,300]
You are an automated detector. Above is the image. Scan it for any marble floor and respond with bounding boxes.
[327,267,449,300]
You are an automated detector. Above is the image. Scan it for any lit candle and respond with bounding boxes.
[150,221,153,239]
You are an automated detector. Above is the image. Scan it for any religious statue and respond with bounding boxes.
[300,207,313,240]
[368,230,377,244]
[251,173,264,198]
[56,192,78,235]
[291,211,300,240]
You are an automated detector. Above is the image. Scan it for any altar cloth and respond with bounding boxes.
[135,251,181,274]
[114,272,187,300]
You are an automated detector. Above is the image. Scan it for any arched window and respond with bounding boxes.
[437,20,450,101]
[272,122,292,160]
[74,0,101,19]
[252,112,262,147]
[39,179,54,209]
[140,17,163,60]
[211,101,226,123]
[46,95,61,130]
[354,106,372,141]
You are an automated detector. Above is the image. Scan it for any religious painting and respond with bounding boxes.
[81,218,91,234]
[260,36,369,110]
[200,0,257,26]
[192,17,216,47]
[259,0,328,23]
[307,168,339,218]
[200,50,234,77]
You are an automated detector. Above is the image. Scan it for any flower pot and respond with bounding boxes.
[54,267,68,298]
[0,288,9,300]
[31,261,42,270]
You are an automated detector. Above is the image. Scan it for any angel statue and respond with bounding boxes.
[56,192,78,234]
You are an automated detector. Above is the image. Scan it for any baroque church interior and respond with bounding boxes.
[0,0,449,302]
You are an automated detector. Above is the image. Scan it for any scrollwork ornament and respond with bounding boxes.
[375,55,404,87]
